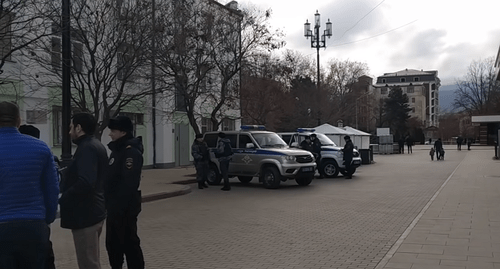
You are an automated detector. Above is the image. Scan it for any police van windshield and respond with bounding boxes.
[316,133,337,146]
[253,133,288,148]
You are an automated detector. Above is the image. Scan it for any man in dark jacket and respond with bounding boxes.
[310,133,323,178]
[342,135,354,179]
[105,115,145,269]
[434,138,444,160]
[216,132,233,191]
[0,102,59,269]
[104,116,144,269]
[192,134,210,189]
[59,112,108,269]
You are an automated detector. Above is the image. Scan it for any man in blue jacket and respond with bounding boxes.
[0,101,59,269]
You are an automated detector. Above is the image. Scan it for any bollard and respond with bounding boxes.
[496,142,498,159]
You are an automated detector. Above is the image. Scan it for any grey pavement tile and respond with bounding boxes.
[383,262,412,269]
[411,265,465,269]
[441,259,495,269]
[416,253,467,261]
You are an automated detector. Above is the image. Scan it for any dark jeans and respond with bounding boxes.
[106,213,145,269]
[344,158,352,177]
[0,220,49,269]
[195,161,209,183]
[219,160,230,188]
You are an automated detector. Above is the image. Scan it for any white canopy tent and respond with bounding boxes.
[314,124,371,149]
[343,126,371,149]
[313,123,351,147]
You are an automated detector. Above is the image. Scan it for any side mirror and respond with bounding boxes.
[246,143,255,149]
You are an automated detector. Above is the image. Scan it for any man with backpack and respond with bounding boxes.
[216,132,233,191]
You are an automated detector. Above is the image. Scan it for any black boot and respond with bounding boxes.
[202,182,209,188]
[221,185,231,191]
[198,182,204,189]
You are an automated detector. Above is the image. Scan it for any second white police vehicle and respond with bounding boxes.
[278,129,362,178]
[203,126,316,189]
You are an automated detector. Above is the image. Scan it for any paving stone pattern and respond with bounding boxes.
[52,146,470,268]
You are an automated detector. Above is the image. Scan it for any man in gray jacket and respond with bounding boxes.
[59,112,108,269]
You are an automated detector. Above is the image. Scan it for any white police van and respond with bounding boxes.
[203,126,316,189]
[278,129,362,178]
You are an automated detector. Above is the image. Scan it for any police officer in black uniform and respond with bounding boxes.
[105,116,145,269]
[342,135,354,179]
[310,133,323,178]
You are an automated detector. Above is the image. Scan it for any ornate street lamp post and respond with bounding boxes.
[304,11,332,125]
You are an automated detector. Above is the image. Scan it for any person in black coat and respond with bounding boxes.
[405,135,413,154]
[60,113,108,269]
[192,134,210,189]
[434,138,444,160]
[105,115,145,269]
[310,134,323,178]
[342,135,354,179]
[398,137,405,154]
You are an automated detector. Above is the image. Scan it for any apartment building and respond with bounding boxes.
[374,69,440,128]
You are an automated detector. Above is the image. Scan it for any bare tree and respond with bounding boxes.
[205,2,284,131]
[453,57,500,115]
[1,0,56,81]
[323,59,369,124]
[153,0,216,135]
[24,0,154,139]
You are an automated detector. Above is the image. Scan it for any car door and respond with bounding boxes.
[236,133,257,175]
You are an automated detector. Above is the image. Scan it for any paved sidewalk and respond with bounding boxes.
[378,146,500,269]
[140,166,197,202]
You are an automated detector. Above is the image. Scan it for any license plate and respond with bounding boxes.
[302,167,314,172]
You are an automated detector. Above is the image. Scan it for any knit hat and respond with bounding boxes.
[19,124,40,139]
[344,135,350,140]
[218,132,226,138]
[108,115,133,133]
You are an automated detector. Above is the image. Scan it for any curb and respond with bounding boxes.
[141,184,192,203]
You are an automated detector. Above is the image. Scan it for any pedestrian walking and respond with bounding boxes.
[0,102,59,269]
[429,147,435,161]
[59,112,108,269]
[457,136,463,150]
[405,135,413,154]
[105,115,145,269]
[310,133,323,178]
[192,134,210,189]
[467,138,472,150]
[342,135,354,179]
[434,138,443,160]
[398,137,405,154]
[18,124,57,269]
[216,132,233,191]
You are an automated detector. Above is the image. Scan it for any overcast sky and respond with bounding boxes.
[220,0,500,86]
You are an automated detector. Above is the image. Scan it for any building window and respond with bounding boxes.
[400,78,406,82]
[201,117,213,133]
[407,87,414,93]
[222,118,235,131]
[412,107,415,113]
[175,87,186,112]
[0,11,13,61]
[414,77,419,82]
[382,78,386,83]
[51,37,61,69]
[52,106,63,145]
[381,87,387,94]
[73,42,83,73]
[431,92,434,98]
[26,110,47,124]
[411,97,415,103]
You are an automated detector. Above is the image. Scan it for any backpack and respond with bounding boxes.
[216,140,233,158]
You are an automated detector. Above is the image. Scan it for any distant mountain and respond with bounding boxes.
[439,85,459,113]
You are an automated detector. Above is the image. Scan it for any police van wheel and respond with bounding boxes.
[238,176,253,183]
[295,177,313,186]
[207,164,222,185]
[261,167,281,189]
[321,160,339,178]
